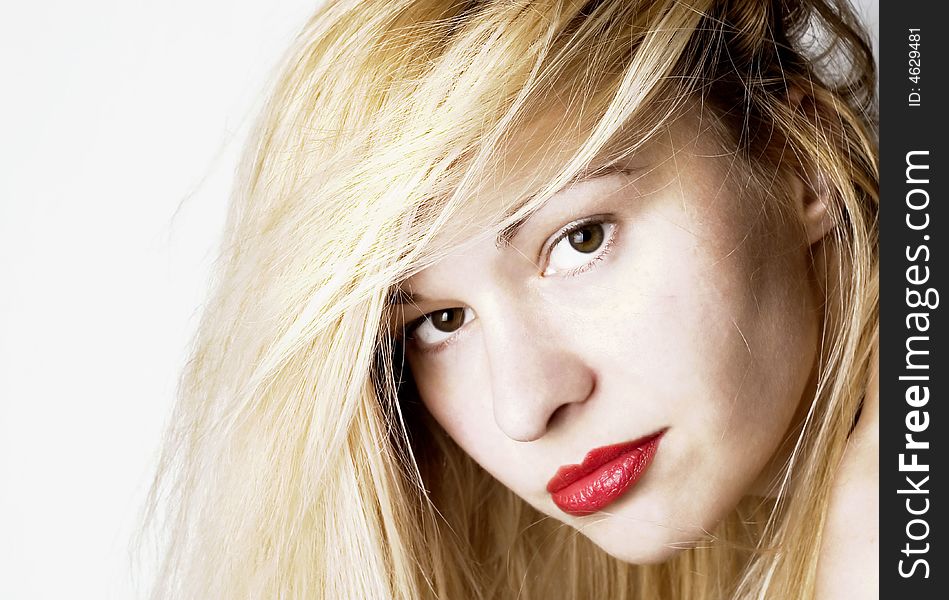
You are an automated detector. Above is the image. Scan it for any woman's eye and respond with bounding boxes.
[543,221,616,276]
[409,307,476,346]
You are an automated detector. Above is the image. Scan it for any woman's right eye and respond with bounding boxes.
[408,307,476,348]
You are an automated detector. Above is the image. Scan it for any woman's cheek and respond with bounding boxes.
[409,342,494,449]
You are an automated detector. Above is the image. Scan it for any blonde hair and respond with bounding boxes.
[141,0,878,598]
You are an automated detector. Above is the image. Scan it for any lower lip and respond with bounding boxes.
[547,431,664,516]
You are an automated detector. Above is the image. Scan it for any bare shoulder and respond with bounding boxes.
[815,342,879,599]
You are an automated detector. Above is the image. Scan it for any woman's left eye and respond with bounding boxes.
[407,306,476,348]
[543,220,617,276]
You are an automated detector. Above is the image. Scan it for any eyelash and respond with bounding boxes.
[567,235,615,276]
[404,216,619,353]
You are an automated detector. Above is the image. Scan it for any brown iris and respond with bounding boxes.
[567,223,604,253]
[431,308,466,332]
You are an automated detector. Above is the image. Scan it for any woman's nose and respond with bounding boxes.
[482,312,596,442]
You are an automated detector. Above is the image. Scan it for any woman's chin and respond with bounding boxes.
[579,519,706,565]
[596,538,691,566]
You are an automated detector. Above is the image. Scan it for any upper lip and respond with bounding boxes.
[546,429,666,494]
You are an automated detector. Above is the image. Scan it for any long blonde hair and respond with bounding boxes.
[141,1,878,597]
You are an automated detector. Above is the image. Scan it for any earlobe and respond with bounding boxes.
[800,174,836,246]
[787,168,835,246]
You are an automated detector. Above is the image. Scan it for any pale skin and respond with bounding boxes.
[816,342,879,599]
[397,110,878,594]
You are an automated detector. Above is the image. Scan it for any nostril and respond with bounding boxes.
[546,403,572,432]
[545,372,595,433]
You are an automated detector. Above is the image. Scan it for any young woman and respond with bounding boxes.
[143,0,878,597]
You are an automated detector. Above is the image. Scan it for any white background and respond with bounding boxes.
[0,1,878,598]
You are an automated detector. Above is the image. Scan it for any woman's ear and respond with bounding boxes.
[786,86,836,246]
[794,170,836,246]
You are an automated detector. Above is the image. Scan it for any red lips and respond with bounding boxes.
[546,430,664,516]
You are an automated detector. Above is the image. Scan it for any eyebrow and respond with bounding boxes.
[495,215,530,249]
[389,286,422,305]
[493,164,633,249]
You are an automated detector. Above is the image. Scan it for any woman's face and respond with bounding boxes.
[398,118,822,564]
